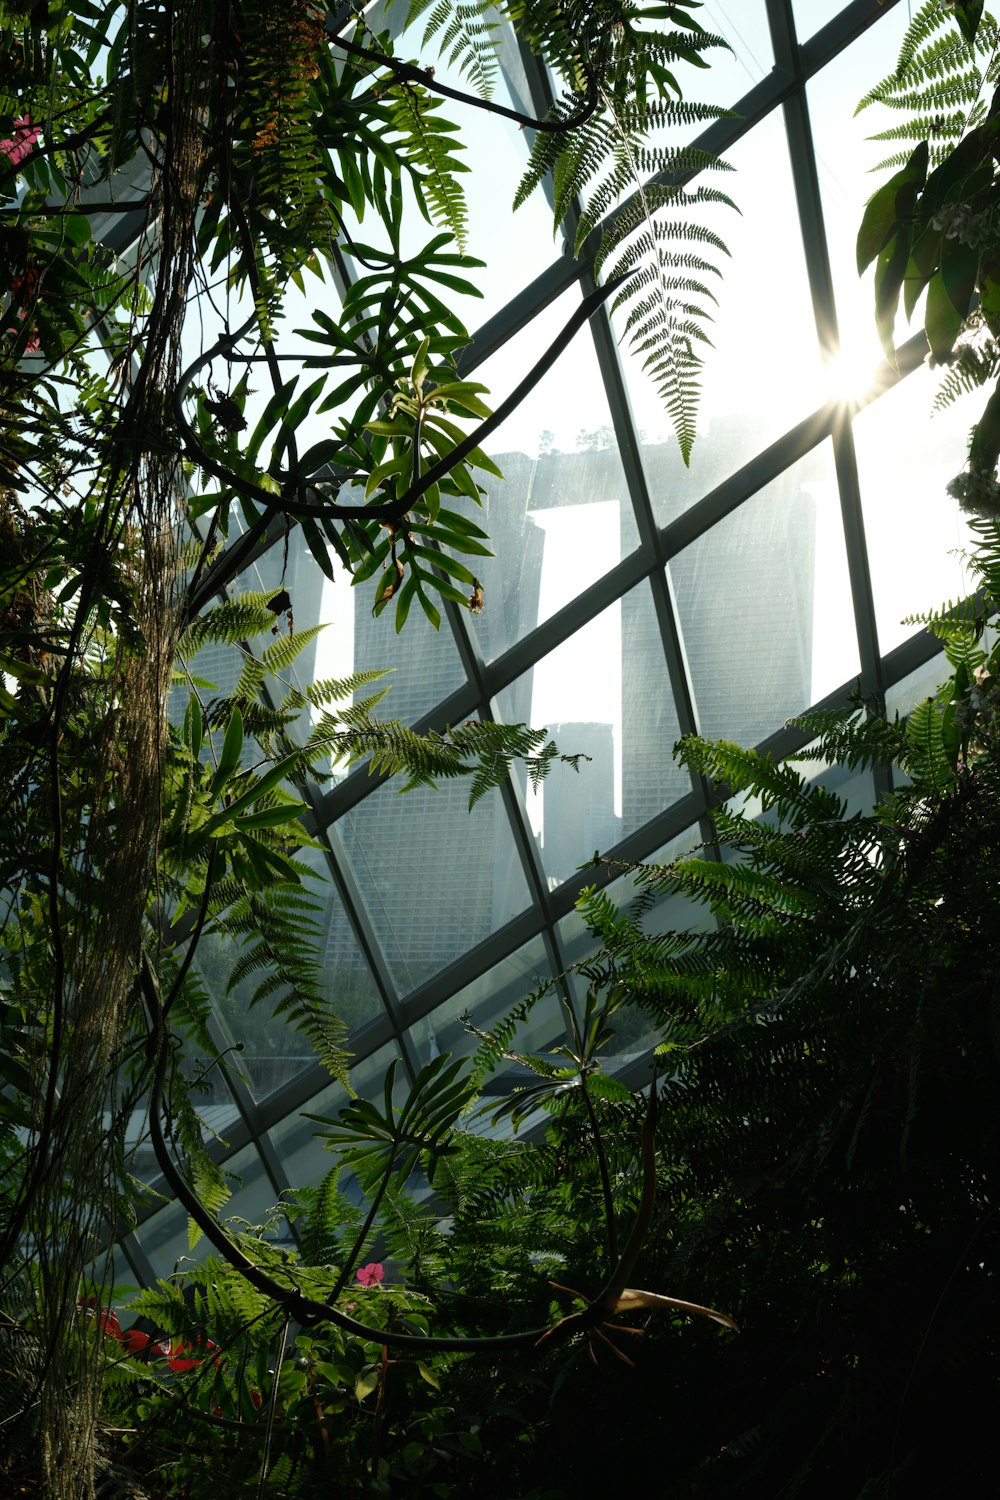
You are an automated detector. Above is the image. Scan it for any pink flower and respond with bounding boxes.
[355,1262,384,1287]
[0,115,40,172]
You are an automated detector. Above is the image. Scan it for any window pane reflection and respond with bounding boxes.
[852,367,978,655]
[673,444,851,744]
[334,769,530,995]
[408,935,558,1067]
[617,109,822,521]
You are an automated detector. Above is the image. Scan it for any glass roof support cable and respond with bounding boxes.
[768,0,891,799]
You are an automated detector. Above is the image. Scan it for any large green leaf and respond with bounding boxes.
[857,140,928,276]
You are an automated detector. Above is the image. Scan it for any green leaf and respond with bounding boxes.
[0,652,48,685]
[232,800,307,831]
[414,585,441,631]
[209,707,244,797]
[416,1360,440,1390]
[394,574,416,632]
[951,0,985,45]
[903,224,944,321]
[940,236,979,319]
[187,695,203,759]
[203,751,301,837]
[979,262,1000,337]
[970,382,1000,472]
[925,269,965,363]
[355,1369,379,1402]
[874,231,912,362]
[411,336,431,394]
[857,141,928,276]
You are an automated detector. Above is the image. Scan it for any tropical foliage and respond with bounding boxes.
[0,1,740,1495]
[4,1,997,1498]
[856,0,1000,512]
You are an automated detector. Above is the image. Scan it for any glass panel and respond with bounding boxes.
[270,1044,401,1195]
[198,846,385,1102]
[673,443,850,744]
[616,108,822,521]
[885,652,950,721]
[497,593,632,888]
[348,563,468,725]
[138,1143,284,1278]
[621,579,693,825]
[791,1,853,44]
[334,766,531,994]
[852,366,979,655]
[559,824,713,1060]
[475,438,632,660]
[807,7,916,376]
[690,2,773,100]
[408,933,558,1066]
[136,1196,206,1278]
[470,295,633,659]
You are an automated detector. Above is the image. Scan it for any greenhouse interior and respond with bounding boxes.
[2,0,999,1496]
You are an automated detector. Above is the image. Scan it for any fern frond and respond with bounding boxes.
[676,735,845,826]
[259,623,326,677]
[966,512,1000,597]
[932,332,1000,411]
[387,83,469,251]
[465,976,560,1090]
[788,707,909,774]
[856,3,1000,167]
[905,694,956,795]
[211,884,351,1085]
[167,1086,235,1247]
[417,0,501,99]
[305,669,392,708]
[180,595,280,654]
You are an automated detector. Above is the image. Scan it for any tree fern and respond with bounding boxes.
[409,0,502,99]
[505,5,735,463]
[856,2,1000,171]
[385,81,471,251]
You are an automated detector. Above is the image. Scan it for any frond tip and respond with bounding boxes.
[513,16,735,465]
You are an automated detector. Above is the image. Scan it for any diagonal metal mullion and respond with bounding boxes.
[768,0,888,790]
[579,264,715,817]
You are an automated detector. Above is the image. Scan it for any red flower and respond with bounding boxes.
[120,1328,171,1359]
[0,115,40,172]
[98,1307,123,1341]
[355,1262,384,1287]
[167,1336,219,1373]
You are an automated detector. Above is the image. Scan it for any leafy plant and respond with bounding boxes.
[856,2,1000,509]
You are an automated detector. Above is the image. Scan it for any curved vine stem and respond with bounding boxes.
[137,945,666,1355]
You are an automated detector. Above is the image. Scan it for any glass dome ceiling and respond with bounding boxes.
[112,0,981,1283]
